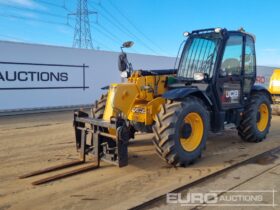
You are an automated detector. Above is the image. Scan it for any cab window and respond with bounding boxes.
[243,36,256,93]
[244,36,256,75]
[220,35,243,77]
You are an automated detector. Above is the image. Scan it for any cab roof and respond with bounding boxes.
[189,28,256,42]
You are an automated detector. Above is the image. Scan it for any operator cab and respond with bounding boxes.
[176,28,256,110]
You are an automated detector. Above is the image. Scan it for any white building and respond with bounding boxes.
[0,41,276,115]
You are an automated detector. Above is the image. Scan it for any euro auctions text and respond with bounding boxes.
[166,190,277,207]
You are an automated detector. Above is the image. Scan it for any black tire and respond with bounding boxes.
[91,93,135,145]
[152,97,209,166]
[237,93,271,142]
[91,93,116,147]
[91,93,108,119]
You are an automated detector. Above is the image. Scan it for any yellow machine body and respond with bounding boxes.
[269,69,280,104]
[103,71,171,126]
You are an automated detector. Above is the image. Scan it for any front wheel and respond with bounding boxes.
[91,93,116,148]
[91,93,108,119]
[152,97,209,166]
[237,93,272,142]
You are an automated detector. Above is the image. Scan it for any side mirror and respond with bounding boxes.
[118,53,128,72]
[118,41,134,76]
[122,41,134,48]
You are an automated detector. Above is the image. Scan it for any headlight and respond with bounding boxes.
[214,27,222,33]
[183,32,190,37]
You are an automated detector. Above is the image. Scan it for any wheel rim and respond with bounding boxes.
[180,112,204,152]
[257,103,269,132]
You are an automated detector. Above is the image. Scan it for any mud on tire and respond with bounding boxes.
[152,97,209,166]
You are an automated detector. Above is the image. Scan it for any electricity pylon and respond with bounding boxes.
[70,0,96,49]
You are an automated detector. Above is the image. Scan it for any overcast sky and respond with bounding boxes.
[0,0,279,67]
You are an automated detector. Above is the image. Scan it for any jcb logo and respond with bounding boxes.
[226,90,239,98]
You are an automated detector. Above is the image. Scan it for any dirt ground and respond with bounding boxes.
[0,111,280,210]
[147,145,280,210]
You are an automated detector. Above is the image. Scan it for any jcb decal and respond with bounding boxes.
[225,90,239,98]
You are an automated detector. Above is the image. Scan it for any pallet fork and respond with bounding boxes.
[19,110,129,185]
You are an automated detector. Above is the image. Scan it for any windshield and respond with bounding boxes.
[177,36,221,79]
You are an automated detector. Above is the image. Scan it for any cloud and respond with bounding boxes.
[0,34,26,42]
[262,48,279,53]
[0,0,45,9]
[18,11,37,18]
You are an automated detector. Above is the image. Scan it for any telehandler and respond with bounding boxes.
[74,27,272,167]
[21,28,272,185]
[269,69,280,115]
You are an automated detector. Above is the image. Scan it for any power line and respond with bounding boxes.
[0,0,152,53]
[94,23,139,53]
[98,8,159,54]
[68,24,111,50]
[89,1,160,55]
[69,20,139,53]
[93,39,112,50]
[66,3,128,51]
[94,23,123,43]
[68,21,119,46]
[33,0,64,9]
[65,1,155,54]
[63,0,74,13]
[0,4,67,19]
[107,0,168,55]
[0,1,122,49]
[0,12,69,26]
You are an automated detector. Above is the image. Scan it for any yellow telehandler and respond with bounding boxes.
[21,28,272,185]
[74,27,272,167]
[269,69,280,114]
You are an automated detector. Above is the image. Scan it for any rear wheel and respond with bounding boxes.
[237,93,271,142]
[153,97,209,166]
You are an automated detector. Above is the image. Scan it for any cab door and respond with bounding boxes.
[216,34,244,109]
[243,35,256,96]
